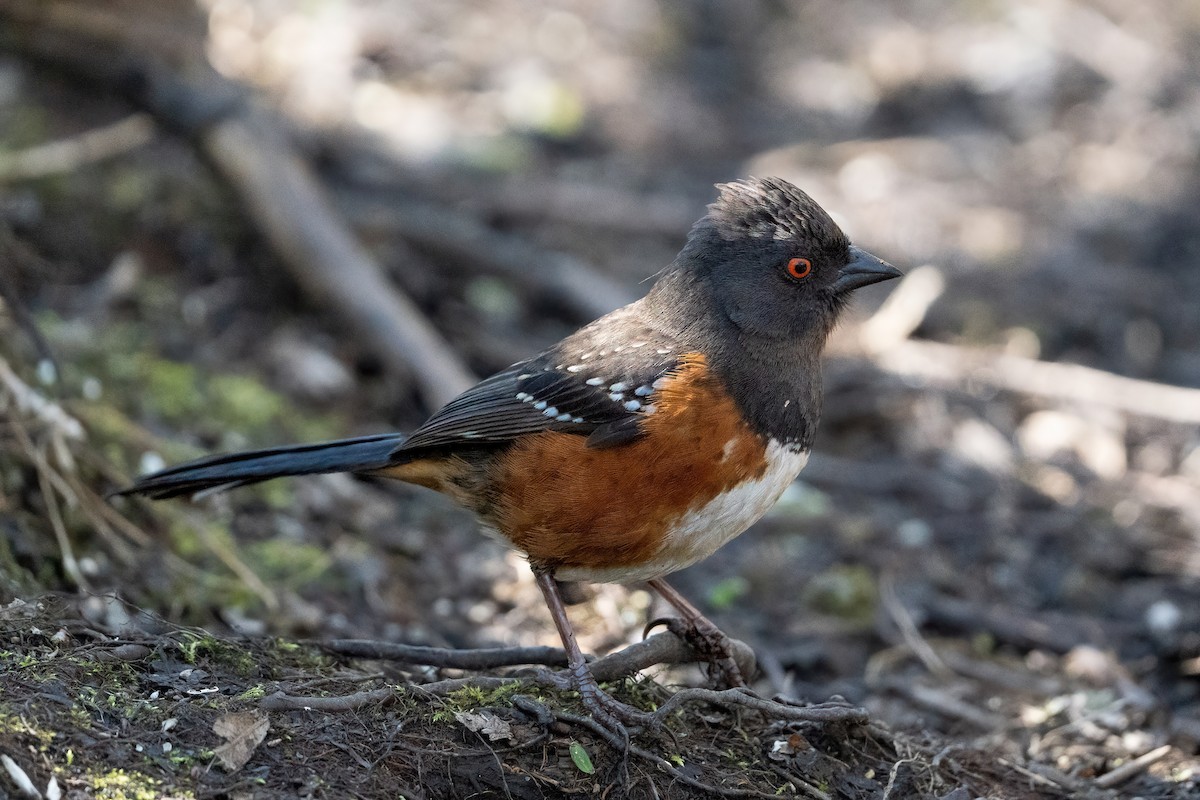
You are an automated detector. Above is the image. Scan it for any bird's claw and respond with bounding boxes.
[658,616,747,689]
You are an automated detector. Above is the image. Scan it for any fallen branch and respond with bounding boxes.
[649,687,868,727]
[319,631,755,682]
[260,687,395,712]
[1094,744,1173,789]
[0,112,155,181]
[320,639,570,669]
[345,195,637,321]
[202,115,476,408]
[0,6,476,409]
[872,338,1200,425]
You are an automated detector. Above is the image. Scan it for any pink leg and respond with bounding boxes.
[535,570,643,735]
[647,577,748,688]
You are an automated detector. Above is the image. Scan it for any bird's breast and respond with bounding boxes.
[485,356,810,583]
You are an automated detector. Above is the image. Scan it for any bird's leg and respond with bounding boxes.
[534,570,644,736]
[646,577,748,688]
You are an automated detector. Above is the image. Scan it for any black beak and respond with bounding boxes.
[832,246,902,294]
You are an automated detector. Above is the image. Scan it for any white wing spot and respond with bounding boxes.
[783,399,791,408]
[572,416,584,423]
[598,350,608,356]
[643,404,657,415]
[517,373,532,380]
[555,412,573,422]
[534,400,548,410]
[609,392,625,401]
[656,348,671,355]
[461,431,480,438]
[566,365,584,373]
[515,392,530,401]
[581,352,593,360]
[630,341,646,348]
[634,385,654,397]
[543,406,559,417]
[652,377,670,390]
[612,346,624,353]
[609,382,628,392]
[624,400,642,412]
[585,377,605,386]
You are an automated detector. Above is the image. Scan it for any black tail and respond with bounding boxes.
[117,433,407,500]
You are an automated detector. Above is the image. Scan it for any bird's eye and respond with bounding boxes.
[786,257,813,279]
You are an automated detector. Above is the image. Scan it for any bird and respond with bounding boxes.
[118,176,901,728]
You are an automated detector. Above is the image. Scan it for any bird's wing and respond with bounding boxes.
[394,322,682,455]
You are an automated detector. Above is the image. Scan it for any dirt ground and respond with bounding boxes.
[2,1,1199,798]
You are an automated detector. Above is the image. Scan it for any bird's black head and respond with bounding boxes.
[673,177,900,340]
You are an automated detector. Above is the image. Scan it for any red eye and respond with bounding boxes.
[786,257,812,279]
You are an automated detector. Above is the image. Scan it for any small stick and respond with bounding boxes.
[320,639,569,669]
[1094,744,1172,789]
[260,687,396,712]
[0,113,154,181]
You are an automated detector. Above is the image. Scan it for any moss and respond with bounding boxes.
[236,684,267,701]
[433,682,521,721]
[86,768,178,800]
[0,709,56,748]
[176,632,257,675]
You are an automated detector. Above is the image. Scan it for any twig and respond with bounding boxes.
[320,639,570,669]
[0,11,476,409]
[0,113,155,181]
[589,632,755,683]
[259,687,396,712]
[202,114,476,408]
[765,765,831,800]
[880,758,920,800]
[650,687,868,727]
[460,176,696,236]
[346,195,637,321]
[860,265,945,352]
[1094,744,1172,789]
[176,507,278,611]
[995,758,1080,792]
[872,338,1200,424]
[879,572,951,680]
[320,632,753,683]
[882,680,1005,731]
[0,355,83,441]
[923,594,1114,654]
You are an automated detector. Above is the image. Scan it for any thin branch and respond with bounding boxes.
[203,115,476,408]
[1094,744,1173,789]
[260,687,396,712]
[871,338,1200,424]
[0,113,155,181]
[320,639,570,669]
[345,195,636,321]
[650,687,869,727]
[318,632,754,683]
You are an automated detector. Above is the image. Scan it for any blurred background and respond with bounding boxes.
[2,0,1199,793]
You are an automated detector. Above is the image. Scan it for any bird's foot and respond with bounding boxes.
[537,662,651,740]
[646,615,747,689]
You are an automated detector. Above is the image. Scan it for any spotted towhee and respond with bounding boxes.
[120,177,900,726]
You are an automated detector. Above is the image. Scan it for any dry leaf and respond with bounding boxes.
[212,711,269,772]
[454,710,514,743]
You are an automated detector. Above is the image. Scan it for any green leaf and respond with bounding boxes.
[569,741,595,774]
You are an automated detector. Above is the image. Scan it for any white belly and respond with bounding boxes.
[556,440,809,584]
